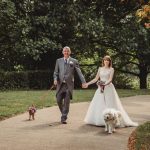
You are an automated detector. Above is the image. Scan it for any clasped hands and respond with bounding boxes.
[82,83,88,88]
[82,82,107,89]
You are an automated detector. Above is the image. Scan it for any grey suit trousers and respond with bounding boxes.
[56,83,71,122]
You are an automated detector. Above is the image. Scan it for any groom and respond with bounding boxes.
[53,46,86,124]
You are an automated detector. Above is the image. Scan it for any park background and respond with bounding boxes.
[0,0,150,115]
[0,1,150,149]
[0,0,150,117]
[0,0,150,91]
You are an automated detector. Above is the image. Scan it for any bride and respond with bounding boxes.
[84,55,138,127]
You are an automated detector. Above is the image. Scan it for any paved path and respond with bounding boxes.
[0,95,150,150]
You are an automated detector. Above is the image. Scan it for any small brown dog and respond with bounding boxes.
[28,104,36,120]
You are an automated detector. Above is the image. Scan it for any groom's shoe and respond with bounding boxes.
[61,119,67,124]
[61,116,67,124]
[61,121,67,124]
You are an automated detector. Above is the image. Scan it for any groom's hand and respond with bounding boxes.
[54,80,57,86]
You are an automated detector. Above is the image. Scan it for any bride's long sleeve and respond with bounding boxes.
[105,68,114,85]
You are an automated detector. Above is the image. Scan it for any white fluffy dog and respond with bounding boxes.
[103,108,122,134]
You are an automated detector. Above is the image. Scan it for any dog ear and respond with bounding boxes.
[117,112,121,118]
[113,115,117,120]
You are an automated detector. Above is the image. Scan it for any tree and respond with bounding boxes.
[0,0,149,89]
[99,15,150,89]
[72,0,150,89]
[0,0,80,70]
[136,1,150,28]
[20,0,80,69]
[0,0,18,70]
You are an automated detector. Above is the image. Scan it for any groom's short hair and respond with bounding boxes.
[63,46,71,53]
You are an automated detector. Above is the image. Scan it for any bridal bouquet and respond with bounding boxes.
[97,80,106,93]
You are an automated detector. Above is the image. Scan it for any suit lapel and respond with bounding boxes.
[66,57,72,72]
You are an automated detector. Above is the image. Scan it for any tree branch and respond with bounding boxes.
[117,2,144,21]
[118,61,139,67]
[115,68,139,76]
[114,51,137,58]
[80,64,96,67]
[128,61,139,66]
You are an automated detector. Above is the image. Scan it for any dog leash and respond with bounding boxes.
[40,84,56,101]
[49,84,55,91]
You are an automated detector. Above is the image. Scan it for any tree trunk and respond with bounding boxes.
[139,66,148,89]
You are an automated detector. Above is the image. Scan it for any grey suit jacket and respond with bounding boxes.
[53,57,86,98]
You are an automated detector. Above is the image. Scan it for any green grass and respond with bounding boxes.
[135,121,150,150]
[0,89,150,120]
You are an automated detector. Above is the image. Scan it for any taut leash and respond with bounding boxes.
[40,84,56,101]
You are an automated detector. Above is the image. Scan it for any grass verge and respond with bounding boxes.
[0,89,150,121]
[128,121,150,150]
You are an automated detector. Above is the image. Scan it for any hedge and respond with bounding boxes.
[0,70,53,90]
[0,70,134,90]
[128,121,150,150]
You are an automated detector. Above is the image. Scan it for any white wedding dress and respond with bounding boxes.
[84,67,138,127]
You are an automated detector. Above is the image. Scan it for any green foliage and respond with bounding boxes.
[14,65,24,72]
[0,68,136,90]
[28,70,52,89]
[113,71,135,89]
[0,71,28,90]
[106,15,150,89]
[0,0,150,89]
[0,0,18,70]
[74,0,150,89]
[0,89,150,121]
[0,70,53,90]
[135,121,150,150]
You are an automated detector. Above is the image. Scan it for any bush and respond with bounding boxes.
[128,121,150,150]
[3,71,29,89]
[0,72,5,88]
[113,71,135,89]
[28,70,53,89]
[0,70,53,90]
[0,68,136,90]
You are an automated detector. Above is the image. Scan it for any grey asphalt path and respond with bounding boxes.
[0,95,150,150]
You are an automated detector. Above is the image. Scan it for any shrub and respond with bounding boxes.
[128,121,150,150]
[0,69,136,90]
[0,70,53,90]
[28,70,53,89]
[3,71,29,90]
[113,71,135,89]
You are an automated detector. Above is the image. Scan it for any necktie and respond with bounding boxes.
[65,59,67,64]
[64,59,67,78]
